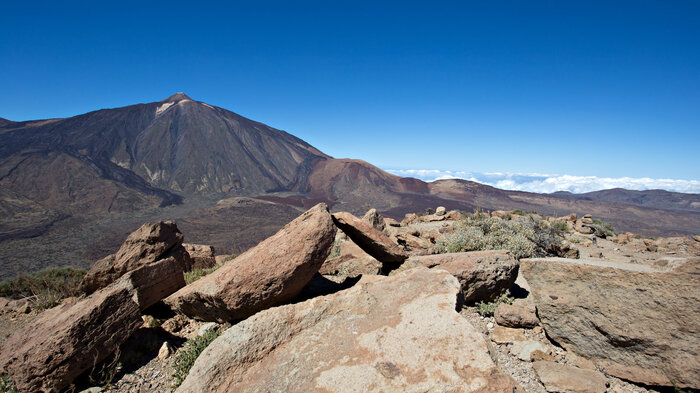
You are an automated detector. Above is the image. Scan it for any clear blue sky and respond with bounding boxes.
[1,1,698,180]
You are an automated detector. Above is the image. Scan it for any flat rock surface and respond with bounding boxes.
[522,257,700,388]
[393,250,519,303]
[176,268,517,393]
[533,361,607,393]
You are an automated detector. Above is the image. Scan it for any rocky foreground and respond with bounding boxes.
[0,205,698,392]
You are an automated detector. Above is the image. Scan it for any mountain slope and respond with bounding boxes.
[0,93,328,198]
[552,188,700,212]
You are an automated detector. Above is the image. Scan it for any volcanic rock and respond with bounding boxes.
[0,286,141,392]
[533,361,607,393]
[116,256,186,310]
[391,250,519,304]
[522,257,700,388]
[165,203,336,322]
[490,325,527,344]
[362,208,386,231]
[494,301,539,328]
[81,221,190,293]
[332,212,408,264]
[175,268,517,393]
[183,243,216,270]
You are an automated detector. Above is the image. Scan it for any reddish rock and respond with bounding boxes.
[522,257,700,388]
[176,269,518,393]
[548,241,580,259]
[392,250,519,304]
[81,221,191,293]
[332,212,408,264]
[319,239,382,278]
[495,302,539,328]
[0,286,142,393]
[117,256,186,310]
[362,208,385,231]
[533,361,607,393]
[165,204,336,322]
[183,243,217,270]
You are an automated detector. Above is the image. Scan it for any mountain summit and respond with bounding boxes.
[0,94,328,202]
[161,92,192,102]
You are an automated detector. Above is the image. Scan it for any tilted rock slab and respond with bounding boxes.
[0,286,142,393]
[522,257,700,388]
[117,256,186,310]
[81,220,191,293]
[392,250,519,304]
[176,268,518,393]
[332,212,408,264]
[165,203,336,322]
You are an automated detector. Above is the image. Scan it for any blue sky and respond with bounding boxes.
[1,1,698,188]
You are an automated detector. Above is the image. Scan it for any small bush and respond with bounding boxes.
[0,374,19,393]
[184,264,222,285]
[475,293,514,317]
[435,213,565,259]
[0,267,86,311]
[590,218,616,238]
[551,220,570,235]
[89,348,122,389]
[172,329,221,388]
[326,237,342,260]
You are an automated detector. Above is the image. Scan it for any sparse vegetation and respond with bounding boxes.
[172,329,221,388]
[590,218,616,238]
[184,264,223,285]
[0,374,19,393]
[0,267,86,310]
[89,348,122,389]
[551,220,570,234]
[511,209,537,216]
[326,237,342,260]
[435,212,567,259]
[475,293,514,317]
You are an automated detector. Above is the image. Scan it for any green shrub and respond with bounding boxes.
[590,218,616,238]
[184,264,222,285]
[551,220,570,235]
[326,237,342,260]
[89,349,122,389]
[172,329,221,388]
[435,214,565,259]
[0,374,19,393]
[0,267,86,311]
[475,293,514,317]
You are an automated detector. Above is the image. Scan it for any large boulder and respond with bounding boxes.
[332,212,408,264]
[183,243,217,270]
[0,285,142,392]
[165,203,336,322]
[81,221,191,293]
[392,250,519,304]
[176,268,518,393]
[522,257,700,388]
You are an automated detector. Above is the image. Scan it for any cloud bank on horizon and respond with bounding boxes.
[384,169,700,194]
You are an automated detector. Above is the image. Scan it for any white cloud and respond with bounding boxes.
[384,169,700,194]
